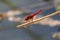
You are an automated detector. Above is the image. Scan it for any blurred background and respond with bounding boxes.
[0,0,60,40]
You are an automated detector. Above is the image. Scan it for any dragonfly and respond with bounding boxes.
[24,9,42,22]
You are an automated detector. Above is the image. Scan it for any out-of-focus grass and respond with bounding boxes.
[23,28,42,40]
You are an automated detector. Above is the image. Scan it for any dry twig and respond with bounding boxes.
[17,11,60,28]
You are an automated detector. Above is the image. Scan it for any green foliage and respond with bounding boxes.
[0,0,18,10]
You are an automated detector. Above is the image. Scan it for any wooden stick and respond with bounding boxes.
[16,11,60,28]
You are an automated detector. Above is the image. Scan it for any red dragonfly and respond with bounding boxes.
[24,9,42,21]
